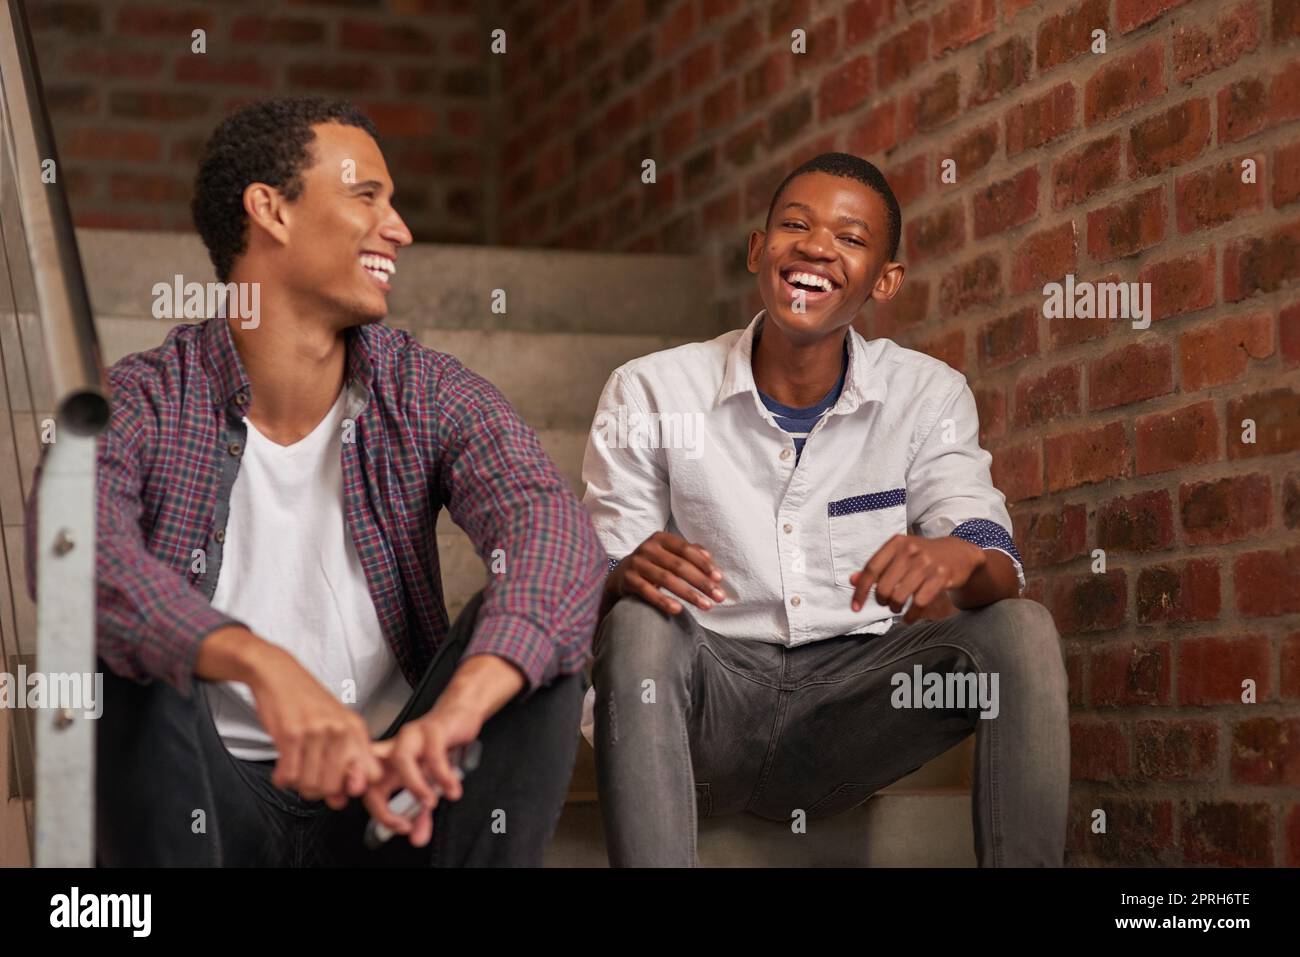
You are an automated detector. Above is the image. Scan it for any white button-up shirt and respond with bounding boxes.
[580,311,1025,647]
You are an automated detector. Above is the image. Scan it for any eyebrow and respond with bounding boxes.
[780,201,873,234]
[348,179,392,199]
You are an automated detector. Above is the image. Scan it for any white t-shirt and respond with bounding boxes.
[206,387,412,761]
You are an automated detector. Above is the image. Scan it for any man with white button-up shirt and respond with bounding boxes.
[581,152,1069,867]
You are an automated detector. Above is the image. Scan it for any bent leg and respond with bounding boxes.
[95,661,294,866]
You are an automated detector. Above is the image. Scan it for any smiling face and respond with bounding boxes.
[747,170,904,345]
[251,121,413,327]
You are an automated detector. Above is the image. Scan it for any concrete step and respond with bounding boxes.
[75,229,720,338]
[544,788,977,867]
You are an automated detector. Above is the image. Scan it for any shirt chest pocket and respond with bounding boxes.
[826,488,908,590]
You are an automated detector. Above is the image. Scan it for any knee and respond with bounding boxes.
[593,596,692,689]
[965,598,1065,685]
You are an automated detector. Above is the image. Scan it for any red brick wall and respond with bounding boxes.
[499,0,1300,865]
[30,0,493,242]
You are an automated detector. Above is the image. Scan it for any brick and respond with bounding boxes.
[230,15,325,45]
[1070,720,1130,781]
[1037,0,1110,71]
[285,62,383,93]
[1136,558,1221,623]
[1171,0,1262,83]
[1278,0,1300,41]
[1128,98,1212,178]
[724,119,764,167]
[972,166,1038,239]
[767,92,812,148]
[1176,155,1266,233]
[1087,187,1165,262]
[660,106,698,160]
[968,35,1032,107]
[977,305,1038,369]
[915,328,965,371]
[61,127,160,163]
[1088,800,1174,865]
[339,19,434,54]
[678,42,718,93]
[1179,312,1274,390]
[29,0,101,33]
[938,253,1000,315]
[1135,401,1219,475]
[1290,805,1300,867]
[722,13,761,65]
[1053,571,1128,635]
[1276,141,1300,208]
[945,122,998,180]
[794,16,839,72]
[1217,76,1269,143]
[846,100,898,157]
[1011,221,1078,296]
[1139,248,1215,320]
[60,47,164,79]
[1084,41,1166,125]
[1223,218,1300,301]
[1231,717,1300,785]
[1066,649,1085,707]
[768,0,810,38]
[843,0,892,47]
[931,0,996,56]
[360,103,438,138]
[1093,642,1173,705]
[1179,473,1273,544]
[1283,631,1300,699]
[1135,719,1217,778]
[116,4,213,38]
[1052,135,1120,210]
[1005,82,1075,156]
[1287,302,1300,366]
[1179,633,1272,704]
[910,70,961,131]
[702,80,740,128]
[657,0,696,55]
[1087,341,1174,411]
[1013,364,1080,428]
[1117,0,1193,33]
[818,55,873,118]
[872,279,930,338]
[885,154,928,207]
[1228,387,1300,458]
[991,441,1043,502]
[1016,502,1088,567]
[905,202,965,263]
[173,55,272,87]
[878,21,930,89]
[1235,547,1300,615]
[1096,489,1174,552]
[1046,422,1130,491]
[974,384,1006,442]
[107,171,190,204]
[1181,802,1273,867]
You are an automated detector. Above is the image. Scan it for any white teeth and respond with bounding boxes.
[363,267,388,282]
[785,271,833,292]
[359,254,396,275]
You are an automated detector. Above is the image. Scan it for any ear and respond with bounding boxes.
[243,182,291,249]
[870,260,906,303]
[746,228,766,274]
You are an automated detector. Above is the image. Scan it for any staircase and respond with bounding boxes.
[77,228,976,867]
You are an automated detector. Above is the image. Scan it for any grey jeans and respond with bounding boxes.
[592,596,1069,867]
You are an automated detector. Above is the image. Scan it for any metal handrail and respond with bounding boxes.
[0,0,108,867]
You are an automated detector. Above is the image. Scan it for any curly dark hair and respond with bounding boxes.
[191,97,379,281]
[765,151,902,262]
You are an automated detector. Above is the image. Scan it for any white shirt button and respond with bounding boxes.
[782,523,793,534]
[779,448,792,461]
[790,596,801,607]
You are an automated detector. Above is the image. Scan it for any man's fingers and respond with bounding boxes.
[888,563,931,613]
[409,805,435,847]
[362,775,412,834]
[625,570,683,614]
[424,735,461,802]
[851,537,898,611]
[904,569,949,623]
[640,564,717,610]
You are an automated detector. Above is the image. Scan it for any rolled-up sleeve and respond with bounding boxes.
[436,363,606,694]
[25,380,248,699]
[579,370,673,568]
[906,377,1025,595]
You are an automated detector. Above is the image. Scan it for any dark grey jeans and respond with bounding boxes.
[95,590,583,867]
[592,596,1069,867]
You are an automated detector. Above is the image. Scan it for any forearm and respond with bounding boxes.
[440,654,527,722]
[949,542,1021,609]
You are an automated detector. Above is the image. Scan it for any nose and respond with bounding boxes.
[793,225,833,260]
[381,206,413,248]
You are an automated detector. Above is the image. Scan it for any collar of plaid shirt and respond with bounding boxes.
[25,315,606,701]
